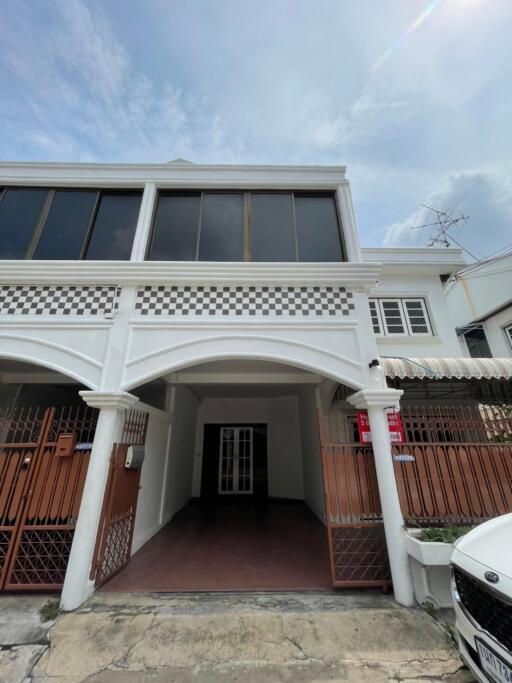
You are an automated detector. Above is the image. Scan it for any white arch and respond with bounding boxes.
[0,335,99,389]
[123,334,365,391]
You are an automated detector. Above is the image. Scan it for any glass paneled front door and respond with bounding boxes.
[218,427,253,494]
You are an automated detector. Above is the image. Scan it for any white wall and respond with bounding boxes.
[132,387,199,555]
[299,387,325,522]
[132,405,172,553]
[446,255,512,327]
[374,273,462,358]
[162,385,199,522]
[192,395,304,500]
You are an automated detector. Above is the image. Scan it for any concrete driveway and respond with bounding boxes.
[6,591,473,682]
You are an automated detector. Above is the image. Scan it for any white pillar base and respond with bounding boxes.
[60,391,138,612]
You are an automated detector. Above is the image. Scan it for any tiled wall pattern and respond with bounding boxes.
[135,285,355,317]
[0,285,120,316]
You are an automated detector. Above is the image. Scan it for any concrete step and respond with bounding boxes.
[31,591,473,682]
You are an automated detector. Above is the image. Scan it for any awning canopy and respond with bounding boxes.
[381,357,512,381]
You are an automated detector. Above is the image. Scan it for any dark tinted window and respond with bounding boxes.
[33,191,97,260]
[295,195,342,262]
[85,192,141,260]
[198,194,244,261]
[0,188,47,258]
[148,194,200,260]
[251,194,296,261]
[465,327,492,358]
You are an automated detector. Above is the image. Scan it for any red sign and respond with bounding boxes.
[357,410,405,444]
[357,411,372,443]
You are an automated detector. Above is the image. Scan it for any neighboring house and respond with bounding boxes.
[445,252,512,358]
[0,161,510,612]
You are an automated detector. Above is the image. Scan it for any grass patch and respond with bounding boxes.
[417,526,473,544]
[421,600,438,619]
[39,599,60,622]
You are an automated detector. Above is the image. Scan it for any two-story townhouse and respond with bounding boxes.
[445,252,512,358]
[0,161,510,612]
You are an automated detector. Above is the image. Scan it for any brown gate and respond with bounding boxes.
[319,411,391,589]
[0,405,97,590]
[92,409,148,587]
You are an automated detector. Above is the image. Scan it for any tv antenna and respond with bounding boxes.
[412,202,475,258]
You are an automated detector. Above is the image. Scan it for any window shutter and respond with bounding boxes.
[380,300,407,335]
[403,299,431,335]
[368,300,382,334]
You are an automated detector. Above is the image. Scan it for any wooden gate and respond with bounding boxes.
[92,409,148,587]
[0,405,97,590]
[318,411,391,589]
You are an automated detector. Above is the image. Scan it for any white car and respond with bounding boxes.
[451,513,512,683]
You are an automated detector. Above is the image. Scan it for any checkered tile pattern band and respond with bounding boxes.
[0,285,120,316]
[135,285,355,317]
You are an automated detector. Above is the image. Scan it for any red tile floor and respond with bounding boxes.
[104,499,332,592]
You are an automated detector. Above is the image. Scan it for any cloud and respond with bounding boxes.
[0,0,511,254]
[384,170,512,259]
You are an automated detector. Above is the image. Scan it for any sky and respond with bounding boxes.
[1,0,511,255]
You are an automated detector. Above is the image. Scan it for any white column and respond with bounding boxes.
[130,181,157,261]
[60,391,139,612]
[347,385,415,607]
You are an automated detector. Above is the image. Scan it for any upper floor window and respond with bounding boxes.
[464,325,492,358]
[505,324,512,351]
[0,187,142,260]
[146,191,345,262]
[369,298,433,336]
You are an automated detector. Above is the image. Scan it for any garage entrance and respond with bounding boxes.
[100,359,389,594]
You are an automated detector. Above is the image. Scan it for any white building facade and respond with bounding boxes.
[0,162,510,611]
[445,253,512,359]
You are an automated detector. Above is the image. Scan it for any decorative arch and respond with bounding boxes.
[0,334,99,389]
[123,334,365,391]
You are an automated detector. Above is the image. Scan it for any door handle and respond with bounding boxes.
[21,457,31,470]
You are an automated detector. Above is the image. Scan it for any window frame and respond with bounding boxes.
[369,297,433,337]
[146,189,346,263]
[0,185,142,261]
[504,323,512,351]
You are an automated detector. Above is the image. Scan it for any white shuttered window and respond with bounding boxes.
[369,298,432,337]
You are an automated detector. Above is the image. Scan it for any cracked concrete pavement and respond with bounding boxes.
[21,591,475,682]
[0,594,56,683]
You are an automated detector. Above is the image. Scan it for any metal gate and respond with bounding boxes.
[92,409,148,587]
[318,410,391,589]
[0,405,97,591]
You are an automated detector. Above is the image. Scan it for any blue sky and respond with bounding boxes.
[1,0,511,254]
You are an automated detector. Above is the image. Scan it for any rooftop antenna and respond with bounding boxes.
[412,202,476,258]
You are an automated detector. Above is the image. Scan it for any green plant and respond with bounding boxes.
[421,600,438,619]
[417,526,473,544]
[39,599,60,622]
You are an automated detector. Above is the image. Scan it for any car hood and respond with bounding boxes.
[453,513,512,580]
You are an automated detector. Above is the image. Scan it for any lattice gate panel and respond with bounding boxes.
[92,410,148,587]
[319,410,390,589]
[0,405,97,591]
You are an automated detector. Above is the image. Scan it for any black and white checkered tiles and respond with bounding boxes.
[0,285,120,316]
[135,285,355,317]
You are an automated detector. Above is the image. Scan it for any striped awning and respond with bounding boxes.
[381,357,512,381]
